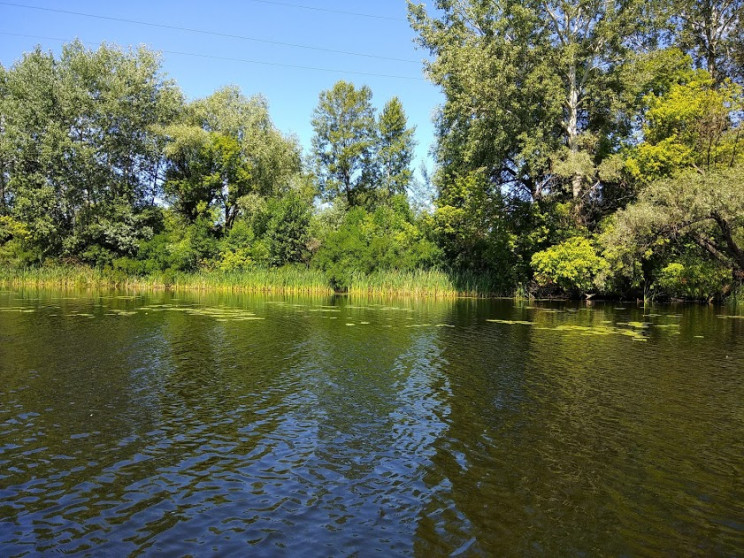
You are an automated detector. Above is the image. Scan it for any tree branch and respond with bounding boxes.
[712,211,744,270]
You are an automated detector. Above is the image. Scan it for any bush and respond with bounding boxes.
[657,261,729,300]
[313,202,441,290]
[531,236,608,295]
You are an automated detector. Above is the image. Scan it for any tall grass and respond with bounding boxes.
[0,265,111,288]
[170,267,332,294]
[0,265,333,294]
[344,269,510,298]
[0,265,513,298]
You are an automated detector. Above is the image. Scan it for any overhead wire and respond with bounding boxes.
[0,31,426,82]
[0,1,419,63]
[242,0,406,22]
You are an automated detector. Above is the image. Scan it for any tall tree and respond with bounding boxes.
[163,86,302,230]
[0,41,182,262]
[0,62,9,215]
[311,81,377,207]
[666,0,744,83]
[408,0,647,211]
[377,97,416,199]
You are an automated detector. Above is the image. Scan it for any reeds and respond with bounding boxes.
[0,265,512,298]
[343,269,506,298]
[169,267,332,294]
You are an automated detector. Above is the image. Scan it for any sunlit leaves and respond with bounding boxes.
[531,236,609,294]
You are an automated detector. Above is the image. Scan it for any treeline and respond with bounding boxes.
[0,42,439,291]
[1,0,743,300]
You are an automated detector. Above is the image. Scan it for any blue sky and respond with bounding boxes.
[0,0,442,176]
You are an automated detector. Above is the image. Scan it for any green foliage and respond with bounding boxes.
[602,164,744,298]
[626,74,743,181]
[0,215,28,244]
[265,192,312,266]
[216,219,269,272]
[429,171,522,288]
[531,236,609,295]
[214,189,312,271]
[408,0,648,213]
[313,200,441,290]
[3,27,742,300]
[377,97,416,199]
[1,41,181,261]
[311,82,416,210]
[657,260,730,300]
[163,86,302,229]
[311,81,377,207]
[665,0,744,83]
[0,216,35,265]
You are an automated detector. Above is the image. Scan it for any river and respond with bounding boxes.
[1,289,742,555]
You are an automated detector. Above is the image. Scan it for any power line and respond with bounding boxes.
[0,31,426,82]
[0,1,419,64]
[243,0,406,22]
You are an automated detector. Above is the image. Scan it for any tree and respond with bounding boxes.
[531,236,608,295]
[625,72,743,181]
[311,81,377,207]
[0,41,182,263]
[377,97,416,199]
[665,0,744,84]
[0,62,8,216]
[265,190,313,266]
[603,164,744,288]
[163,86,302,230]
[428,171,517,277]
[598,59,743,298]
[313,202,440,290]
[408,0,647,212]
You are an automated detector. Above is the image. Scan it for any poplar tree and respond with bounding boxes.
[377,97,416,199]
[311,81,377,207]
[408,0,647,209]
[666,0,743,84]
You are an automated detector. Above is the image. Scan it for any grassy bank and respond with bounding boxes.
[0,265,509,298]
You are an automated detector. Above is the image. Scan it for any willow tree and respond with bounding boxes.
[0,41,182,263]
[163,86,302,230]
[604,164,744,285]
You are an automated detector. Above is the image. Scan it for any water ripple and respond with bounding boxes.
[0,293,742,555]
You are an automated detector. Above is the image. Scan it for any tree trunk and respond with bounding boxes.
[713,212,744,271]
[567,60,582,200]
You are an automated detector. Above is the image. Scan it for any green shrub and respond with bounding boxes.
[657,261,729,300]
[531,236,608,295]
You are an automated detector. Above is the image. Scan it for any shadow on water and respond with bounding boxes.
[0,290,742,555]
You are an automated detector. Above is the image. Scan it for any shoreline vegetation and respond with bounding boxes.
[2,265,741,305]
[0,265,512,299]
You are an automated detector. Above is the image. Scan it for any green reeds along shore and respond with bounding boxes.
[0,266,332,295]
[0,265,507,298]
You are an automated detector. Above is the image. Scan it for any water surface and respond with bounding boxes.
[1,290,743,555]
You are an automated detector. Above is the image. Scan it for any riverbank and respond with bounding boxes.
[0,265,511,298]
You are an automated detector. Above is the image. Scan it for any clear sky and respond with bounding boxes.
[0,0,442,176]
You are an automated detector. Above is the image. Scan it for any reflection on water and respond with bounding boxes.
[1,291,743,556]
